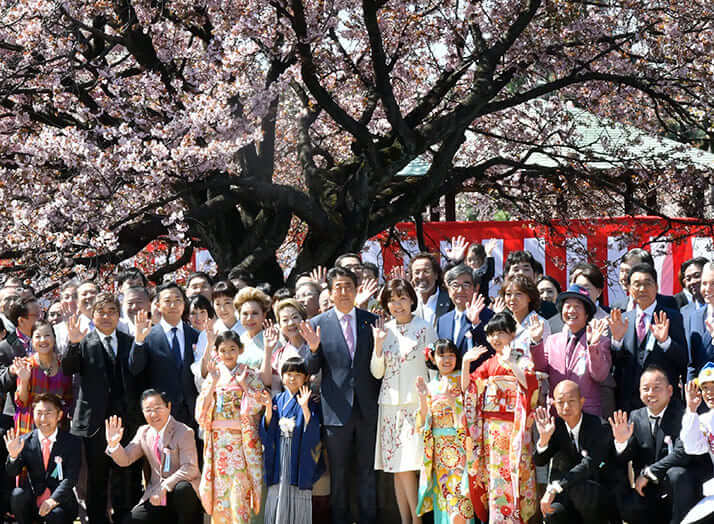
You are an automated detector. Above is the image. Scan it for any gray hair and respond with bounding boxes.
[444,264,474,286]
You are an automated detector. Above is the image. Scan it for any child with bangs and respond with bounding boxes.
[259,357,323,524]
[415,339,474,524]
[461,312,539,524]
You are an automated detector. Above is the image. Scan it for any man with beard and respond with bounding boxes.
[409,252,452,327]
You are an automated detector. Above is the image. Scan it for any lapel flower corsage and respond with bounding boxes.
[50,456,63,480]
[664,435,673,454]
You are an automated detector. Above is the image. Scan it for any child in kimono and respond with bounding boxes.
[416,339,475,524]
[462,312,539,524]
[196,330,265,524]
[259,357,323,524]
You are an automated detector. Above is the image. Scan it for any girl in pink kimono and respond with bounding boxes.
[196,330,265,524]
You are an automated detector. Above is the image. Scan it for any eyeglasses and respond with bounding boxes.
[448,282,473,290]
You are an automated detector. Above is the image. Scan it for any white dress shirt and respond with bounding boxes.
[537,414,583,454]
[160,318,185,360]
[612,300,671,350]
[99,330,118,358]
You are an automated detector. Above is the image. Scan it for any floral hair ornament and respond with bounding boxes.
[424,343,436,364]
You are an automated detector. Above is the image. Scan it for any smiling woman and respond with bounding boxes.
[14,320,73,436]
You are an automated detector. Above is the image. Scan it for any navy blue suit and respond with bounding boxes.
[436,307,494,370]
[6,429,81,524]
[612,305,687,412]
[306,307,378,524]
[129,322,200,429]
[687,307,714,382]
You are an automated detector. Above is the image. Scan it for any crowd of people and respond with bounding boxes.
[1,237,714,524]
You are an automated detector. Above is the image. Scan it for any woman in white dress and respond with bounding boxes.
[371,278,437,524]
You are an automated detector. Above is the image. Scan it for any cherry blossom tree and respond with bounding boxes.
[0,0,712,285]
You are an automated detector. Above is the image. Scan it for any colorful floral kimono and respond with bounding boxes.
[416,372,475,524]
[196,364,265,524]
[464,355,539,523]
[259,389,324,524]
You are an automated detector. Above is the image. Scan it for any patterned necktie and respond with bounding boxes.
[153,431,161,464]
[170,327,182,368]
[342,315,355,359]
[636,312,647,345]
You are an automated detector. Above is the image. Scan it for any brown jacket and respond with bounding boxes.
[109,417,200,506]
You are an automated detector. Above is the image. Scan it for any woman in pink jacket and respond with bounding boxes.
[530,284,611,416]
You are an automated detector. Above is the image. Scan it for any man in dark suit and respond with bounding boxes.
[686,262,714,381]
[4,393,81,524]
[535,380,614,524]
[0,297,39,518]
[608,263,688,412]
[61,292,145,524]
[409,253,452,327]
[613,249,680,312]
[129,282,200,431]
[675,257,707,310]
[436,264,493,370]
[610,365,710,524]
[300,266,379,524]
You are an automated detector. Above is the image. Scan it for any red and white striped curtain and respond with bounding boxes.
[363,217,714,307]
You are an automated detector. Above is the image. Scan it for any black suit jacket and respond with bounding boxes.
[0,333,30,429]
[306,308,379,426]
[674,291,689,310]
[6,429,81,508]
[534,413,614,491]
[62,330,145,438]
[616,404,697,480]
[128,322,199,425]
[613,305,688,412]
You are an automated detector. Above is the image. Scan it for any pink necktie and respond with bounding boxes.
[153,432,161,464]
[153,432,167,506]
[342,315,355,359]
[637,312,647,344]
[37,438,51,507]
[41,437,50,470]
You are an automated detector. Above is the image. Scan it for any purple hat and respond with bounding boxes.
[556,284,596,319]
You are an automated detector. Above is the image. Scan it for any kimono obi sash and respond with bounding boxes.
[214,383,243,421]
[481,375,519,421]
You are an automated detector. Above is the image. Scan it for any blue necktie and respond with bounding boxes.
[171,327,182,369]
